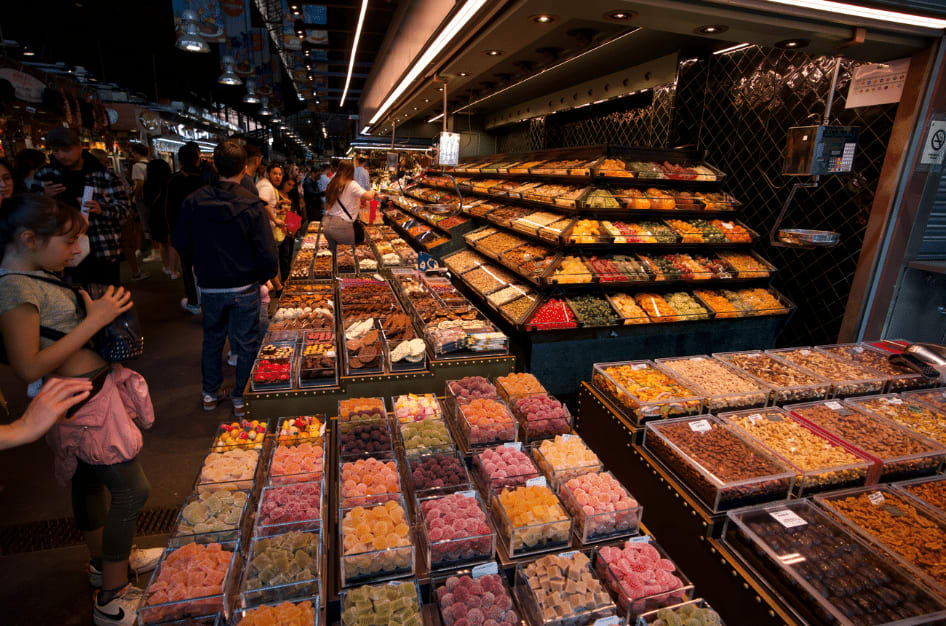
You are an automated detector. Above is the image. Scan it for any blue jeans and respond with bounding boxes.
[201,287,261,401]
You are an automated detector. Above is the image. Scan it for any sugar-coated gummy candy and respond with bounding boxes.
[339,421,392,457]
[411,453,468,493]
[394,393,442,422]
[597,541,684,608]
[496,372,545,398]
[420,493,492,566]
[270,441,324,484]
[514,394,570,439]
[238,599,316,626]
[341,580,422,626]
[177,490,247,537]
[496,485,569,552]
[198,448,259,487]
[475,445,541,491]
[400,419,453,454]
[535,435,601,484]
[340,457,400,507]
[339,397,386,422]
[257,482,321,530]
[341,500,412,581]
[561,472,639,540]
[143,543,232,621]
[435,573,519,625]
[460,398,516,445]
[523,552,614,624]
[245,531,319,591]
[448,376,499,404]
[651,603,723,626]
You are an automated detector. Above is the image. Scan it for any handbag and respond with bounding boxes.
[337,198,365,244]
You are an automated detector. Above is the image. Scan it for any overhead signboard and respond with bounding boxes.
[438,131,460,166]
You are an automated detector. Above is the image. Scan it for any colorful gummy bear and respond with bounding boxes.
[213,420,267,450]
[276,415,324,441]
[394,393,442,422]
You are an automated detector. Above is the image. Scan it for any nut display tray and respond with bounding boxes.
[644,415,795,512]
[722,499,946,626]
[766,347,886,398]
[239,529,320,608]
[714,350,832,404]
[655,355,771,412]
[814,485,946,595]
[718,407,870,497]
[593,537,693,619]
[591,361,703,425]
[786,400,946,483]
[817,343,936,392]
[844,393,946,447]
[892,474,946,516]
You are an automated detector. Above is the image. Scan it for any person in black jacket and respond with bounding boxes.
[165,142,206,315]
[172,141,277,417]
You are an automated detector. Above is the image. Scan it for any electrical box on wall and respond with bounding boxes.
[783,125,861,176]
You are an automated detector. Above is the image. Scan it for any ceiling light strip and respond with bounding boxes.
[341,0,370,107]
[455,28,640,114]
[369,0,489,126]
[713,43,752,55]
[756,0,946,30]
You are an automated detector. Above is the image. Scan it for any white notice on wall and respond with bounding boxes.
[846,58,909,108]
[920,120,946,166]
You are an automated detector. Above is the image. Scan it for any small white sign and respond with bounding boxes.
[593,617,621,626]
[458,490,476,499]
[921,120,946,166]
[825,401,844,410]
[526,476,547,488]
[472,561,499,578]
[503,442,522,451]
[439,131,461,167]
[868,491,885,505]
[689,419,712,433]
[631,363,648,370]
[747,413,763,425]
[846,58,909,108]
[627,535,651,543]
[883,397,903,405]
[559,550,578,559]
[799,350,811,355]
[770,509,808,528]
[560,434,576,441]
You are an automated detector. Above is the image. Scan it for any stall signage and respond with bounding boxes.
[387,151,398,174]
[846,58,909,109]
[0,69,45,103]
[439,131,460,166]
[920,119,946,167]
[417,252,440,271]
[176,124,212,142]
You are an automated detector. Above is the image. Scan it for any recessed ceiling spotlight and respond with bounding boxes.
[485,49,503,56]
[530,14,557,24]
[775,38,809,49]
[695,25,728,34]
[605,10,634,21]
[413,106,418,110]
[424,98,430,102]
[457,72,471,77]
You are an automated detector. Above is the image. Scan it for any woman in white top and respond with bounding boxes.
[322,159,376,254]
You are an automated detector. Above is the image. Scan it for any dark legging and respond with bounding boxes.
[278,236,293,284]
[72,457,151,562]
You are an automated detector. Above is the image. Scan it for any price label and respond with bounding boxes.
[458,490,477,499]
[560,434,576,441]
[559,550,578,559]
[526,476,547,488]
[503,442,523,451]
[627,535,651,543]
[721,222,734,229]
[690,357,704,361]
[417,252,441,271]
[770,509,808,528]
[689,419,712,433]
[825,401,844,410]
[631,363,648,370]
[594,618,621,626]
[883,397,904,405]
[472,561,499,578]
[853,346,865,353]
[799,350,811,355]
[747,413,763,425]
[868,491,885,505]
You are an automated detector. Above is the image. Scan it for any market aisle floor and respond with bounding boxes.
[0,260,238,625]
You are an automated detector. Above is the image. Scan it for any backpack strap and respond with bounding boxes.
[0,272,89,344]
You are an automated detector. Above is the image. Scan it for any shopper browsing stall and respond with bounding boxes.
[323,160,377,255]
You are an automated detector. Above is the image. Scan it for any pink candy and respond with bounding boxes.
[269,442,324,485]
[257,482,321,533]
[436,573,519,625]
[513,394,570,439]
[561,472,639,540]
[475,445,541,491]
[420,493,492,566]
[597,541,684,612]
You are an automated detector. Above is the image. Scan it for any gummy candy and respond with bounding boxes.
[435,573,518,625]
[270,441,324,485]
[421,492,493,568]
[257,482,321,533]
[142,543,232,622]
[238,599,317,626]
[341,580,422,626]
[244,531,320,596]
[340,457,401,507]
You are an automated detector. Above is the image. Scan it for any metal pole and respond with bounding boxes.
[443,81,448,134]
[824,57,842,124]
[391,120,396,149]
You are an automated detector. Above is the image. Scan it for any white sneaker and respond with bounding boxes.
[129,546,164,575]
[93,583,144,626]
[227,352,238,367]
[142,252,161,263]
[180,297,201,315]
[89,561,103,588]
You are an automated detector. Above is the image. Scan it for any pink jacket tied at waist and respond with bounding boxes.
[46,365,154,485]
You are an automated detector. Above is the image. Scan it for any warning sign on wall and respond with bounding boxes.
[920,120,946,167]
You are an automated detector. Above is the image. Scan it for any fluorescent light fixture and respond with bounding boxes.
[713,43,751,55]
[340,0,369,107]
[360,126,371,134]
[428,113,444,123]
[350,144,430,151]
[369,0,488,126]
[757,0,946,29]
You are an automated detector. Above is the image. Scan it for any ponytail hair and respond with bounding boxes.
[0,194,85,261]
[325,159,355,208]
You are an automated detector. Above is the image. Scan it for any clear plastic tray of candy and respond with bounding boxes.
[211,419,269,452]
[813,485,946,595]
[532,157,602,177]
[405,448,473,500]
[591,361,703,425]
[786,400,946,483]
[239,530,321,608]
[515,549,619,625]
[337,397,387,423]
[395,412,454,458]
[338,579,423,626]
[718,407,871,497]
[509,393,574,442]
[471,442,543,499]
[655,355,771,412]
[593,537,694,619]
[722,499,946,626]
[267,437,325,486]
[338,456,402,509]
[339,498,415,587]
[417,490,496,571]
[336,418,395,461]
[296,330,337,388]
[766,347,886,398]
[644,415,795,512]
[251,341,295,391]
[558,470,642,544]
[891,474,946,517]
[169,490,251,548]
[253,479,323,537]
[903,387,946,413]
[194,447,263,496]
[713,350,832,404]
[635,598,724,626]
[432,565,522,626]
[817,342,937,392]
[275,415,325,443]
[231,595,319,625]
[490,480,572,557]
[531,434,603,490]
[138,541,241,625]
[844,393,946,448]
[455,396,518,449]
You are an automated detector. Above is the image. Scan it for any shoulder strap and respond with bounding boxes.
[0,272,85,342]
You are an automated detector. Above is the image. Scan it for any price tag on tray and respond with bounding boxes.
[770,509,807,528]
